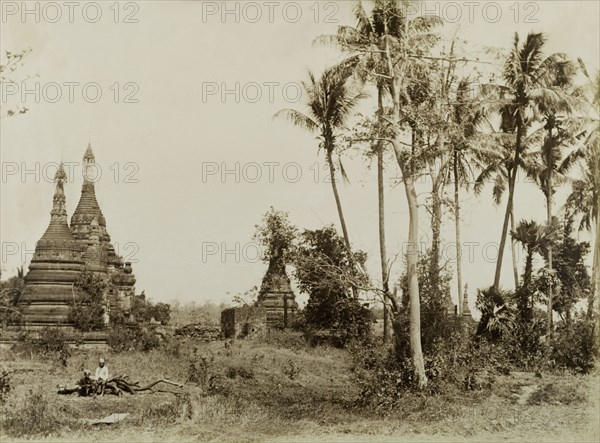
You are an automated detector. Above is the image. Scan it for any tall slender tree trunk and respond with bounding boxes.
[510,210,520,289]
[384,25,426,387]
[590,220,599,319]
[494,128,523,289]
[376,88,391,343]
[378,142,391,342]
[326,149,357,298]
[430,180,442,305]
[545,130,554,336]
[390,134,427,388]
[453,151,463,315]
[404,173,427,388]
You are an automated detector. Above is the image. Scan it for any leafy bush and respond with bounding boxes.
[130,297,171,325]
[0,268,25,326]
[107,325,160,353]
[550,317,596,373]
[187,348,225,395]
[0,369,11,405]
[293,226,372,346]
[68,269,106,332]
[13,328,74,366]
[350,338,411,412]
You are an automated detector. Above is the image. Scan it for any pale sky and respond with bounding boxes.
[1,1,598,310]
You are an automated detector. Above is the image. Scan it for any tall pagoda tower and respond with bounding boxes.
[20,164,85,326]
[70,144,120,272]
[70,144,136,311]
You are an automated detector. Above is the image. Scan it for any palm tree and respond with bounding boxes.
[317,0,403,341]
[446,78,489,312]
[474,139,524,289]
[567,69,599,318]
[476,286,516,340]
[511,220,556,321]
[275,61,366,286]
[482,32,575,292]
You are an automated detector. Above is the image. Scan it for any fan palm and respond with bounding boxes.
[511,220,557,320]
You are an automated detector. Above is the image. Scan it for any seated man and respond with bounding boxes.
[78,369,95,396]
[95,358,109,396]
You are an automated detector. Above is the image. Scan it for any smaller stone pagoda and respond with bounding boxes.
[256,253,297,328]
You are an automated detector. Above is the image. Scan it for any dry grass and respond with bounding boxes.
[1,333,598,442]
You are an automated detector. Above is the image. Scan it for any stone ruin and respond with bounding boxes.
[220,251,298,337]
[220,305,267,339]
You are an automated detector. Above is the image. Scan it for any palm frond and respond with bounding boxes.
[273,109,318,133]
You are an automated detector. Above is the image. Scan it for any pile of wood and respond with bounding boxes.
[174,324,220,342]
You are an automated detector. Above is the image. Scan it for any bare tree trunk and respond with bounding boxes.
[510,210,520,289]
[376,88,391,343]
[404,173,427,388]
[430,181,442,304]
[378,141,391,342]
[589,220,599,319]
[546,133,554,337]
[494,127,522,289]
[326,149,357,298]
[384,22,425,386]
[453,151,463,315]
[389,135,427,388]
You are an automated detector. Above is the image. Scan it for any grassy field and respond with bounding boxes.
[1,332,598,442]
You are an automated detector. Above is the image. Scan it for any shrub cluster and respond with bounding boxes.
[13,328,76,367]
[107,325,161,353]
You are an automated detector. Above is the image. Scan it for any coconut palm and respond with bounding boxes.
[566,68,600,318]
[316,0,405,341]
[474,136,529,289]
[444,78,494,312]
[482,32,576,292]
[274,61,366,279]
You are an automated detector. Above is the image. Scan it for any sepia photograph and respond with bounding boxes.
[0,0,599,441]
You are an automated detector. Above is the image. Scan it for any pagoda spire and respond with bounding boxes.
[38,162,74,242]
[50,162,68,222]
[462,283,472,317]
[83,142,97,184]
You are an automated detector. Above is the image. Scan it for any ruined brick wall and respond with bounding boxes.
[220,306,267,339]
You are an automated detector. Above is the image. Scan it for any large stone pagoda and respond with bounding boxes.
[19,144,138,328]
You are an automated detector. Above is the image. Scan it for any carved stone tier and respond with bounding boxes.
[256,256,297,328]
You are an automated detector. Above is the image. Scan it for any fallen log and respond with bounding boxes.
[133,379,184,391]
[106,377,183,394]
